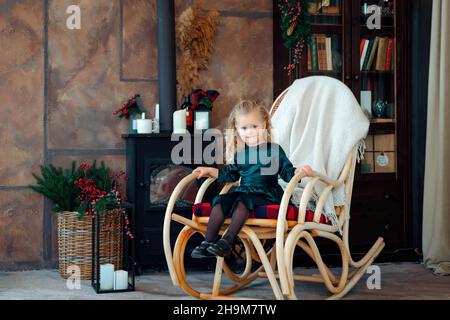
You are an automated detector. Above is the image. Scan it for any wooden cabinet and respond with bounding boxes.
[274,0,413,257]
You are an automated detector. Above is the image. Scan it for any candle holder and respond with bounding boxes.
[91,202,136,293]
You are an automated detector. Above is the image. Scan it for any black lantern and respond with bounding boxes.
[190,89,219,132]
[194,103,211,132]
[91,202,136,293]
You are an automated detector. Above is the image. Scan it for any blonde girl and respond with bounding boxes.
[191,100,312,258]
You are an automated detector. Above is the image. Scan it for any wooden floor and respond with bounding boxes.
[0,262,448,300]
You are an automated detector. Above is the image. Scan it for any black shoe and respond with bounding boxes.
[206,239,232,257]
[191,241,215,259]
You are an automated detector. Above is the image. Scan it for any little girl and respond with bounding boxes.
[191,100,312,258]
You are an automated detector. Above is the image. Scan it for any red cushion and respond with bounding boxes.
[193,203,332,225]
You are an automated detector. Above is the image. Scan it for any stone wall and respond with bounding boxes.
[0,0,273,268]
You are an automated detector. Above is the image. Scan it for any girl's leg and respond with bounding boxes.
[192,204,225,259]
[205,204,225,242]
[207,201,250,257]
[222,201,249,245]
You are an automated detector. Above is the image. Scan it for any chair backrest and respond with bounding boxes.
[269,79,360,228]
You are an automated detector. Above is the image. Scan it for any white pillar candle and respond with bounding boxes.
[154,104,160,133]
[99,264,114,291]
[114,270,129,290]
[155,103,160,120]
[173,109,187,134]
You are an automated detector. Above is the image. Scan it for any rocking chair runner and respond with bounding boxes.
[163,80,385,300]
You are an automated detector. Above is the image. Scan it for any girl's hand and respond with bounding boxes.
[295,165,313,177]
[193,167,218,179]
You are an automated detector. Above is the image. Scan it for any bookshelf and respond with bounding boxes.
[274,0,413,257]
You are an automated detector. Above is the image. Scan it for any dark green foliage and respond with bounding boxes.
[29,160,115,217]
[29,161,83,213]
[279,1,311,49]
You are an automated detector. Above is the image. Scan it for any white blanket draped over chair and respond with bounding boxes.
[272,76,370,232]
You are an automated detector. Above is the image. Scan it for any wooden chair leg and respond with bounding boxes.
[241,226,284,300]
[284,228,351,299]
[327,240,385,300]
[212,257,225,297]
[173,226,202,299]
[283,225,386,300]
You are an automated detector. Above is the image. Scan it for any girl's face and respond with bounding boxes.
[236,112,267,147]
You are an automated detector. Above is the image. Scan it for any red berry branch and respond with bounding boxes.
[112,93,144,119]
[75,162,134,239]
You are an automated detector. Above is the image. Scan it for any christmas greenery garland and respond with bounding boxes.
[278,0,311,75]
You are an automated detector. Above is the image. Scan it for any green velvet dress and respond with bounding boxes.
[211,142,297,217]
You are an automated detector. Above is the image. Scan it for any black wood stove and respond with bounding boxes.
[122,133,219,272]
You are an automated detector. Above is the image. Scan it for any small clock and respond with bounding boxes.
[376,152,389,167]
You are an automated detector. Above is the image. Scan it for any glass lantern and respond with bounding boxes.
[193,104,211,132]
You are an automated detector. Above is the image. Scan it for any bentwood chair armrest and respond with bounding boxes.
[308,170,347,188]
[163,171,201,285]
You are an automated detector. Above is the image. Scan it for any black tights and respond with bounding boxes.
[205,201,250,245]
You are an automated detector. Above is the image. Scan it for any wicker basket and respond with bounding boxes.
[57,211,123,280]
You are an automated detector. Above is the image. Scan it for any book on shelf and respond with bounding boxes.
[307,45,312,71]
[317,34,327,70]
[361,37,376,71]
[360,38,369,70]
[385,38,394,71]
[375,37,388,71]
[366,36,379,71]
[308,34,341,72]
[391,43,395,71]
[325,37,333,71]
[360,38,366,57]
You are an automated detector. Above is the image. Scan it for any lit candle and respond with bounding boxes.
[114,270,129,290]
[173,109,187,134]
[100,264,114,291]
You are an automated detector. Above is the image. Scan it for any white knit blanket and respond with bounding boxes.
[271,76,369,230]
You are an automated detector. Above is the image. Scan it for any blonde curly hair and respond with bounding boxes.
[224,100,273,163]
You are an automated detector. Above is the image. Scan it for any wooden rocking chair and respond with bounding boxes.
[163,82,385,300]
